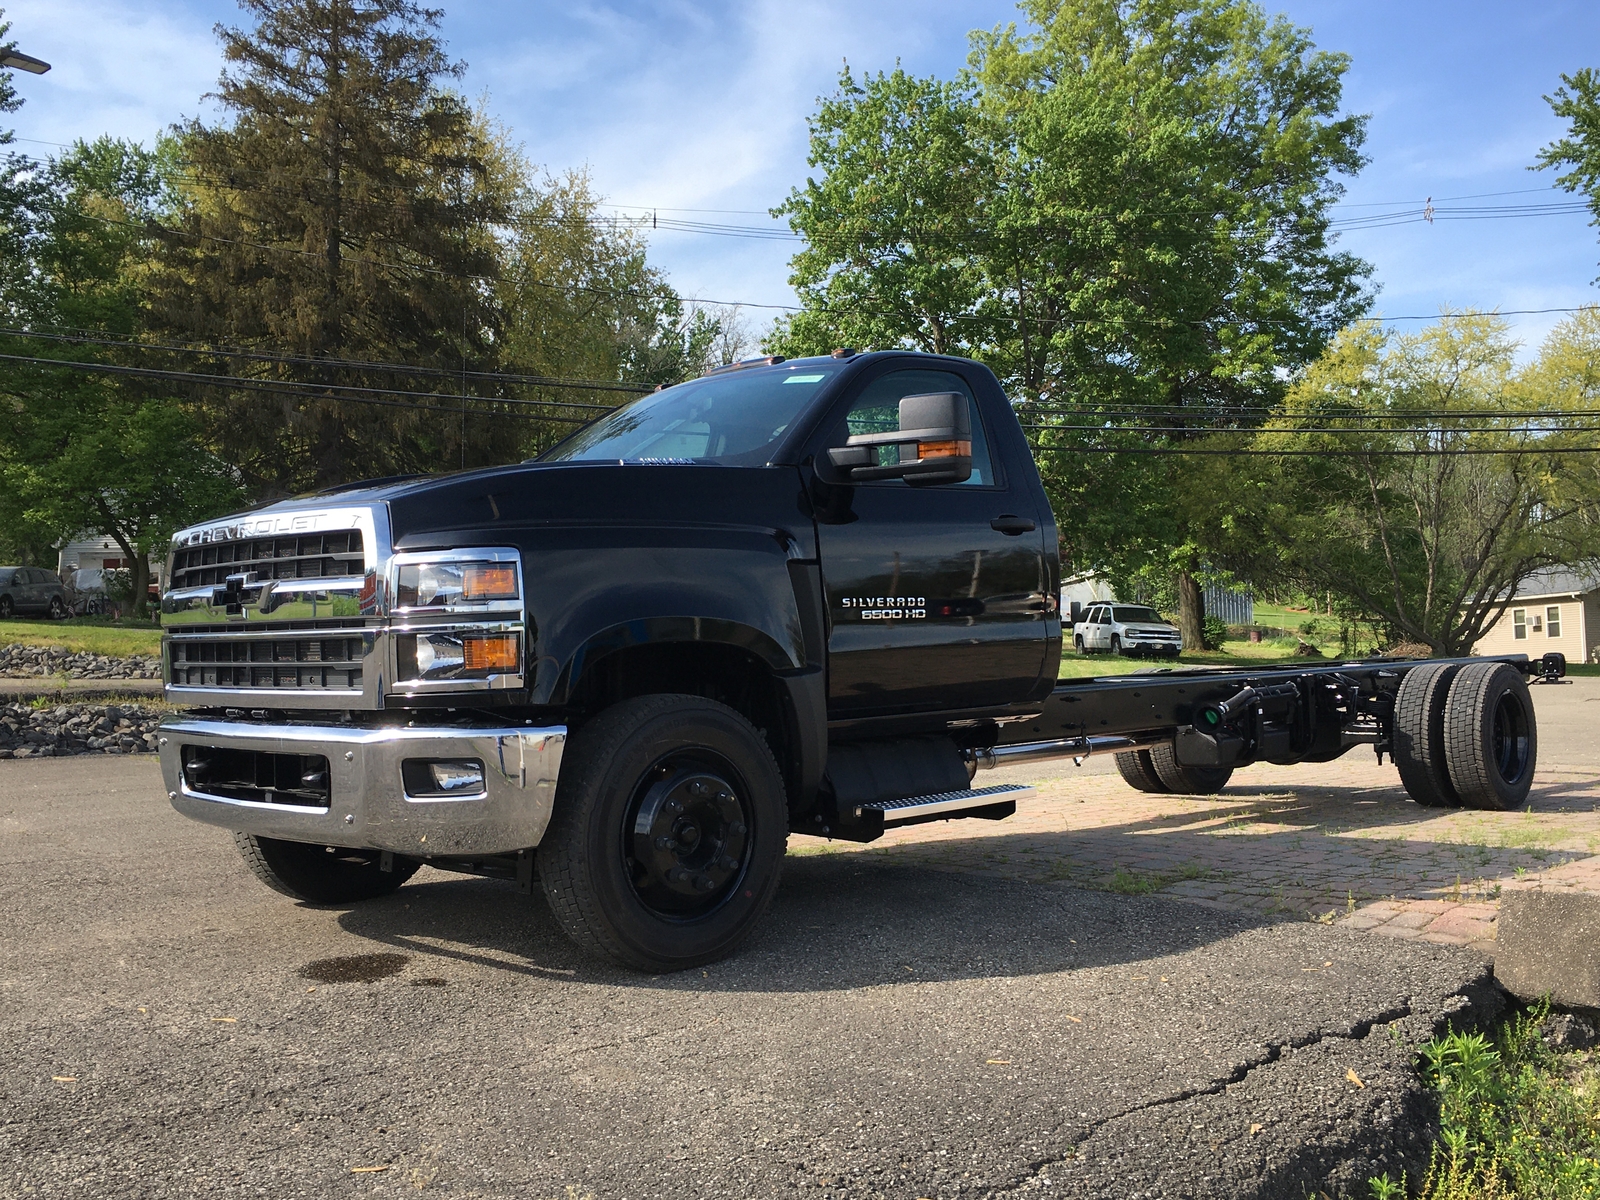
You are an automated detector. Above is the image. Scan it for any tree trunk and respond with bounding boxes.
[1177,568,1206,652]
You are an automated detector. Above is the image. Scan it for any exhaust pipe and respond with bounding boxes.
[966,730,1172,771]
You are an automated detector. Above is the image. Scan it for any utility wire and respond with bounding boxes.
[0,326,648,398]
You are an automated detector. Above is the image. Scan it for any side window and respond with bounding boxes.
[835,368,998,486]
[1512,609,1527,639]
[1547,605,1562,638]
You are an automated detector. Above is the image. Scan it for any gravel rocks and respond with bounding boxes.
[0,642,161,680]
[0,702,163,758]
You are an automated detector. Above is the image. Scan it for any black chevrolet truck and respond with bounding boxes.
[156,350,1553,970]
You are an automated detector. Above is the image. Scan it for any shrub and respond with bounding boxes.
[1202,615,1227,651]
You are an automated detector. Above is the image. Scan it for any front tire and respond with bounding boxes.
[0,595,12,618]
[1110,634,1123,656]
[537,694,788,972]
[48,596,66,619]
[233,834,419,903]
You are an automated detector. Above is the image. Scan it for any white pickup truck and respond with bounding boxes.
[1073,603,1184,657]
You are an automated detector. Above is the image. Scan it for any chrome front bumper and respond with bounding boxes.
[158,718,566,856]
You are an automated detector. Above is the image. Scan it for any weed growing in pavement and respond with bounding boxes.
[1103,861,1210,895]
[1366,1003,1600,1200]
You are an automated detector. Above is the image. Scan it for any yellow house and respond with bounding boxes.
[1472,568,1600,664]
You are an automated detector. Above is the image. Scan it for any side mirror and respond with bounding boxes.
[824,392,973,486]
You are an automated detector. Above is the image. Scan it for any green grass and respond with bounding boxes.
[1058,636,1354,678]
[1,618,162,658]
[1367,1004,1600,1200]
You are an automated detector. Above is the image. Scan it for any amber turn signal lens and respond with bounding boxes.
[462,633,519,672]
[462,563,518,600]
[917,439,971,460]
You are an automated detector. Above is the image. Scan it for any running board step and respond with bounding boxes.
[862,783,1034,829]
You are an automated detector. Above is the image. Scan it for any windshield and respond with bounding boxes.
[541,364,839,466]
[1113,606,1166,624]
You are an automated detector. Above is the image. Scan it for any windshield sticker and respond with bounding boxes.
[782,374,826,384]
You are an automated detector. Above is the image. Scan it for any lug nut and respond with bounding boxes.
[731,822,747,836]
[655,836,675,850]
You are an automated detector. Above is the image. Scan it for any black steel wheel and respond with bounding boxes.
[537,694,787,971]
[1444,662,1537,811]
[1149,742,1233,794]
[1114,749,1170,793]
[233,834,419,903]
[1393,662,1460,807]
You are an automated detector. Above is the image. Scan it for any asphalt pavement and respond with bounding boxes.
[2,755,1505,1200]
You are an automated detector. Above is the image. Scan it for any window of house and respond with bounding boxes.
[1512,609,1527,639]
[1547,606,1562,638]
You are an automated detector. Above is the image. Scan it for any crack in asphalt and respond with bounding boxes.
[996,1000,1418,1195]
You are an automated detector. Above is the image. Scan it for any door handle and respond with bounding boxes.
[990,515,1036,535]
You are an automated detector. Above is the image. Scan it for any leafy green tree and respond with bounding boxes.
[1,138,242,615]
[772,0,1371,647]
[1251,313,1600,655]
[1539,67,1600,274]
[153,0,514,492]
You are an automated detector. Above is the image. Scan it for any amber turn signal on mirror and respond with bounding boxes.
[917,439,972,460]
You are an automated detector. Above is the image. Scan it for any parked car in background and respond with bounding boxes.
[0,566,68,619]
[1074,603,1183,657]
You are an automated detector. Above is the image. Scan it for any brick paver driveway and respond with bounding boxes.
[796,675,1600,956]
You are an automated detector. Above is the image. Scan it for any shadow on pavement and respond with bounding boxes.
[334,850,1273,992]
[332,774,1594,987]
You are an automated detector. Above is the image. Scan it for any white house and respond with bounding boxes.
[1472,567,1600,664]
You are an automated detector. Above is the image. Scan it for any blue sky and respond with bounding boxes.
[6,0,1599,355]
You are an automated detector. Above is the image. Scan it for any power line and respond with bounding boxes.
[1027,443,1600,456]
[0,326,647,398]
[0,352,602,424]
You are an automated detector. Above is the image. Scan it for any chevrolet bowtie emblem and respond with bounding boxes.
[212,572,268,617]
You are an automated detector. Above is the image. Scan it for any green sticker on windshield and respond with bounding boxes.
[782,374,826,384]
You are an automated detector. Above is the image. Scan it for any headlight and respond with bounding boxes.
[396,561,519,609]
[399,631,521,681]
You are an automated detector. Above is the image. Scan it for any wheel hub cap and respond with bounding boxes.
[628,768,751,915]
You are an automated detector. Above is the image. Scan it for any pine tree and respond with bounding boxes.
[155,0,513,492]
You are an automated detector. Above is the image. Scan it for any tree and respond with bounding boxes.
[153,0,514,493]
[771,0,1372,647]
[0,138,242,616]
[1251,313,1600,655]
[1538,67,1600,275]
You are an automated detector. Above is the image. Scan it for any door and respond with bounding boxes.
[16,568,41,612]
[812,365,1051,715]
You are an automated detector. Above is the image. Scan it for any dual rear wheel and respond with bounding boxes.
[1394,661,1535,811]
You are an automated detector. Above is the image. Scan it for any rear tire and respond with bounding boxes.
[233,834,419,903]
[537,694,788,972]
[1115,749,1170,793]
[1444,662,1537,811]
[1393,662,1460,807]
[1075,635,1087,655]
[1149,742,1233,794]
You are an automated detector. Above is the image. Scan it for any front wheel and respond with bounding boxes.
[48,596,66,619]
[0,595,11,618]
[537,694,788,972]
[1110,634,1123,656]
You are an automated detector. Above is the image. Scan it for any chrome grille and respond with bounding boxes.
[170,530,364,591]
[169,635,365,690]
